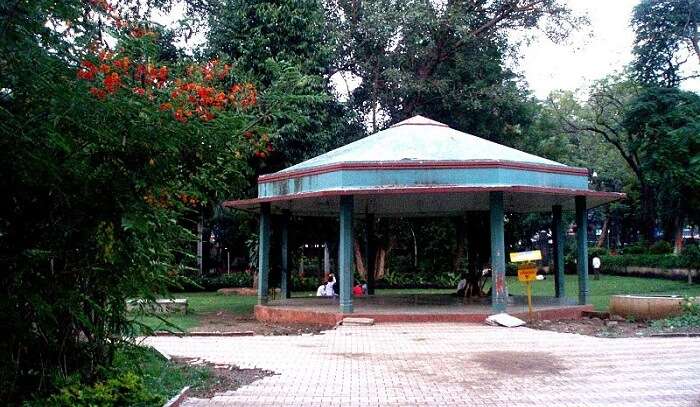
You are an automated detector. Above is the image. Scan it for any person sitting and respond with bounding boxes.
[455,277,467,297]
[353,282,363,296]
[325,275,336,297]
[316,282,327,297]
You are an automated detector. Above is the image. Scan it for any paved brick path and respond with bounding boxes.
[146,324,700,406]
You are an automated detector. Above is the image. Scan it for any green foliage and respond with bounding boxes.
[600,252,700,270]
[334,0,585,140]
[29,345,213,407]
[588,247,611,258]
[292,274,323,292]
[652,296,700,330]
[206,0,363,168]
[178,273,254,292]
[622,241,649,255]
[631,0,700,87]
[649,240,673,255]
[40,372,161,407]
[0,0,323,402]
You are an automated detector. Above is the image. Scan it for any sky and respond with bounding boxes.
[516,0,700,99]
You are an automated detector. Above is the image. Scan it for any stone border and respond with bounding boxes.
[163,386,190,407]
[152,331,255,337]
[254,304,594,325]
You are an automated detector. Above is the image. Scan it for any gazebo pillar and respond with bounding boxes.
[339,195,354,313]
[279,211,290,299]
[257,202,271,305]
[489,192,507,313]
[575,196,589,305]
[552,205,566,298]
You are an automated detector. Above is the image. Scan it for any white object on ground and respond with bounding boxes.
[342,317,374,326]
[485,313,526,327]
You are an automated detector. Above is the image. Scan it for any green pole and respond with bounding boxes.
[552,205,566,299]
[280,211,290,299]
[575,196,589,305]
[257,202,271,305]
[490,192,507,313]
[339,195,354,313]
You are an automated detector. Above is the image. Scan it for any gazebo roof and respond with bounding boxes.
[282,115,564,172]
[226,116,624,216]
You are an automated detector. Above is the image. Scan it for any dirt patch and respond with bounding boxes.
[172,357,276,398]
[472,351,567,376]
[194,311,329,336]
[528,316,651,338]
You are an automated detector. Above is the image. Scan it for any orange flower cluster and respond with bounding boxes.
[77,50,169,100]
[143,192,171,208]
[186,59,231,82]
[164,79,257,123]
[177,193,199,207]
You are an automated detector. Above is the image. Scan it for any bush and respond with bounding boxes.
[588,246,610,258]
[176,273,253,292]
[41,372,162,407]
[649,240,673,254]
[623,241,649,254]
[600,249,700,270]
[291,274,322,291]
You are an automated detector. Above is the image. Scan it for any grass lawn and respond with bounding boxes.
[132,275,700,332]
[503,274,700,311]
[131,292,256,333]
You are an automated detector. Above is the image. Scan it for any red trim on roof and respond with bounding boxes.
[257,160,589,183]
[223,185,624,209]
[389,121,450,128]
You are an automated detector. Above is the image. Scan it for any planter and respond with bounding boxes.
[609,295,695,320]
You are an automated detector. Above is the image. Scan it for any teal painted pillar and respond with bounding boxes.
[552,205,565,298]
[490,192,507,313]
[339,195,354,313]
[257,203,271,305]
[279,212,290,299]
[576,196,589,305]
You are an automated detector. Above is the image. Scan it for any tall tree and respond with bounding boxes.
[622,86,700,252]
[631,0,700,87]
[333,0,585,141]
[206,0,363,169]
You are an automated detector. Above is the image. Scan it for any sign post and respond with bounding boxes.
[510,250,542,320]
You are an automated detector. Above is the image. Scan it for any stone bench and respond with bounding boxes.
[126,298,188,314]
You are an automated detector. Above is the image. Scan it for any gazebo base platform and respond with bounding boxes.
[255,294,593,325]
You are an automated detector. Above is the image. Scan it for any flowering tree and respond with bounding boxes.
[0,0,322,402]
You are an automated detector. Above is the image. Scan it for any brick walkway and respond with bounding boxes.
[146,324,700,406]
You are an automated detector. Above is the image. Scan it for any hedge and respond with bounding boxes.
[600,253,699,270]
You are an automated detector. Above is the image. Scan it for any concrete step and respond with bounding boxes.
[342,317,374,326]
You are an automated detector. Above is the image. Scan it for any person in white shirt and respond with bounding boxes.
[316,283,326,297]
[325,273,336,297]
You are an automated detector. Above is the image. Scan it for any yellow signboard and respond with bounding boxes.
[517,267,537,282]
[509,250,542,263]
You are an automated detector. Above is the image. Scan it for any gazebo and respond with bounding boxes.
[225,116,623,317]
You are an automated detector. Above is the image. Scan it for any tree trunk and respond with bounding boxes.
[639,182,657,242]
[674,214,684,255]
[596,213,610,247]
[354,239,366,279]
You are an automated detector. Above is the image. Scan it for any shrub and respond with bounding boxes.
[588,246,610,258]
[623,241,649,254]
[649,240,673,254]
[176,273,254,292]
[600,249,700,271]
[41,372,162,407]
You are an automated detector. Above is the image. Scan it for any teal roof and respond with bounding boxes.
[282,115,565,173]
